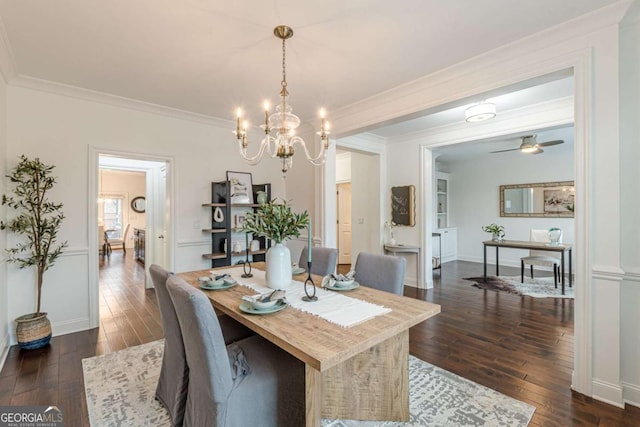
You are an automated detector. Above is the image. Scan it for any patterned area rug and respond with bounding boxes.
[465,276,575,299]
[83,340,535,427]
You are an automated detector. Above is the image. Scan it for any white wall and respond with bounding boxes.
[619,9,640,407]
[385,141,422,285]
[446,144,575,268]
[0,72,8,367]
[350,151,380,262]
[100,169,146,248]
[5,84,286,340]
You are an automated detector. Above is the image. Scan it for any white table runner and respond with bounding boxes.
[211,267,391,328]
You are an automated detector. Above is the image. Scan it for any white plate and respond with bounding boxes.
[239,300,287,315]
[326,281,360,291]
[292,267,306,275]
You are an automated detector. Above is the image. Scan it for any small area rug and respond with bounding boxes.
[83,340,534,426]
[465,276,574,299]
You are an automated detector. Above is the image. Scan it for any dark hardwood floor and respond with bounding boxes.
[1,256,638,426]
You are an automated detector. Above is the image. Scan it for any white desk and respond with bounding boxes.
[384,244,422,287]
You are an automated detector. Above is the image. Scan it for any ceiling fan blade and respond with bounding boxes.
[490,147,520,153]
[538,139,564,147]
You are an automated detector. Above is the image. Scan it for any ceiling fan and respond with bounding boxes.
[490,135,564,155]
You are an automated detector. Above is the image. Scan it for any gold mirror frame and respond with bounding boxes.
[500,181,574,218]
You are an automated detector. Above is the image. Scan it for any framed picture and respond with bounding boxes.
[234,214,246,229]
[226,171,254,204]
[544,189,575,213]
[391,185,416,226]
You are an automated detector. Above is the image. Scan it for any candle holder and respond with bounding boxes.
[302,261,318,302]
[241,247,253,278]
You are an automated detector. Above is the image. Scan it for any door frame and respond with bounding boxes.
[88,147,175,328]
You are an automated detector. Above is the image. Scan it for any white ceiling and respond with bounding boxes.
[0,0,619,127]
[368,77,574,138]
[433,125,575,164]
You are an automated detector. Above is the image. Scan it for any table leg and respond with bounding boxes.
[306,365,322,427]
[569,249,573,288]
[496,247,500,277]
[483,245,487,282]
[561,252,566,295]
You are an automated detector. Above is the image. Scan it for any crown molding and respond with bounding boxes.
[388,96,574,146]
[0,15,17,83]
[337,133,387,155]
[10,75,233,128]
[332,1,631,136]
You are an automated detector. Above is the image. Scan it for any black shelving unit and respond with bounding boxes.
[202,180,271,268]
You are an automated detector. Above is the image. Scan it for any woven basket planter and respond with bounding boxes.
[16,312,52,350]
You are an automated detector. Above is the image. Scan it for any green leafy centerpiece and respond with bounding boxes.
[241,199,309,289]
[1,155,68,349]
[482,223,505,242]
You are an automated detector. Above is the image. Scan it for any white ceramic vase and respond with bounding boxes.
[265,243,292,289]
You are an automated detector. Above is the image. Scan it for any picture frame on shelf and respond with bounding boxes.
[234,214,246,230]
[226,171,254,204]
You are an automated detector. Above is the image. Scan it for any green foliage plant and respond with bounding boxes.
[482,223,505,239]
[241,198,309,244]
[1,155,68,315]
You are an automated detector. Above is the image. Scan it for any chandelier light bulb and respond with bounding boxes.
[263,101,270,111]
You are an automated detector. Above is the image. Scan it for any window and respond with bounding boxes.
[102,196,124,238]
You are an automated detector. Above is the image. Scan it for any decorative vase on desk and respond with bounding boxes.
[548,227,562,245]
[265,243,292,289]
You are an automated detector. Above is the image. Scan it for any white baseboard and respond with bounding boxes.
[592,379,625,408]
[623,382,640,408]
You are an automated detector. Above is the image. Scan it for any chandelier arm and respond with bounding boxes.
[291,136,327,164]
[237,139,269,165]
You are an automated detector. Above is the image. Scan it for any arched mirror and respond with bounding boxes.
[131,196,146,213]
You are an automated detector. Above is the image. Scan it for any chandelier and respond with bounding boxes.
[233,25,330,175]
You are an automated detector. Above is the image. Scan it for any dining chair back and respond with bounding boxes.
[150,264,188,427]
[354,252,406,295]
[166,274,304,427]
[298,247,338,276]
[106,223,130,254]
[520,228,562,285]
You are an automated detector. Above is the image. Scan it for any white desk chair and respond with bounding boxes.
[521,228,562,287]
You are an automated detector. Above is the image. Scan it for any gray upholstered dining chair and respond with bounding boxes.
[166,274,305,427]
[354,252,406,295]
[150,265,255,426]
[150,264,188,427]
[298,246,338,276]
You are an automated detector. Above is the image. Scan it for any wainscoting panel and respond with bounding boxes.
[7,248,91,345]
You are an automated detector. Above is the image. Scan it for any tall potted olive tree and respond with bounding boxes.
[1,155,67,349]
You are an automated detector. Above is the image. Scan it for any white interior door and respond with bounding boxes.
[337,183,352,264]
[144,163,170,288]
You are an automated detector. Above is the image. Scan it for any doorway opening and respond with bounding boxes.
[89,149,174,329]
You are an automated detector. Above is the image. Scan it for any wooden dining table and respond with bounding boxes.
[178,263,440,427]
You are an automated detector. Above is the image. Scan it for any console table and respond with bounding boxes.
[384,244,422,287]
[482,240,573,295]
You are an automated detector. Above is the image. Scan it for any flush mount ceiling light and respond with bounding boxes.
[233,25,331,176]
[465,102,496,123]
